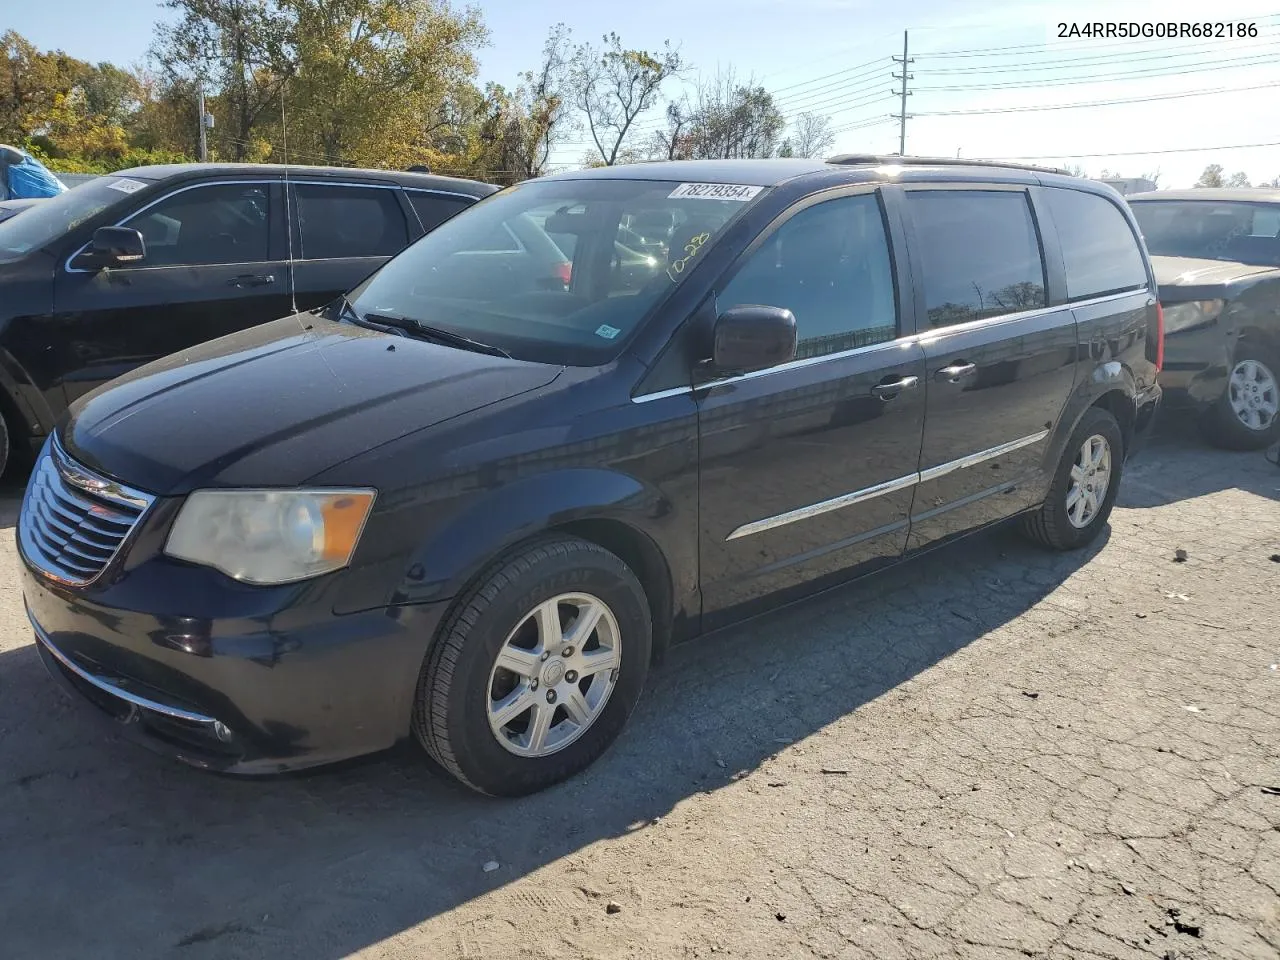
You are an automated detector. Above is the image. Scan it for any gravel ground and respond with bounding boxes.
[1,418,1277,960]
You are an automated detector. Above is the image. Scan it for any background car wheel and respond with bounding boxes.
[0,411,9,480]
[1020,406,1124,551]
[412,534,652,797]
[1203,346,1280,451]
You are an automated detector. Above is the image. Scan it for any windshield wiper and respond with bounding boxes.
[338,298,511,358]
[365,312,512,359]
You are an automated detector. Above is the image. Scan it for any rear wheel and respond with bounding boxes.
[412,535,652,796]
[1020,406,1123,551]
[1203,347,1280,450]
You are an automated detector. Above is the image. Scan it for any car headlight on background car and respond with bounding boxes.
[164,489,376,585]
[1161,299,1224,334]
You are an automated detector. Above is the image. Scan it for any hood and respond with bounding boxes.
[1151,255,1280,292]
[62,314,563,495]
[0,198,40,223]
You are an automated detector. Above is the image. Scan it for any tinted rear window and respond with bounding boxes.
[295,184,409,259]
[408,192,473,232]
[906,190,1047,328]
[1046,188,1148,300]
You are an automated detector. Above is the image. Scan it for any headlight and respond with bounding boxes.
[1162,299,1224,334]
[165,488,376,585]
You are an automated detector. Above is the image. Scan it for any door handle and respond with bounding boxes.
[870,375,920,399]
[228,274,275,287]
[934,362,977,383]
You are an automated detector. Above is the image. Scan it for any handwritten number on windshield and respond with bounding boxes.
[666,232,711,282]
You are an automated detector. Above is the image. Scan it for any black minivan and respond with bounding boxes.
[20,157,1162,796]
[0,163,496,475]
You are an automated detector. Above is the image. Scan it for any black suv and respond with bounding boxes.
[1128,189,1280,449]
[20,157,1162,796]
[0,163,496,474]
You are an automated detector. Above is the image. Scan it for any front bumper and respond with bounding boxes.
[22,563,447,775]
[1157,324,1232,408]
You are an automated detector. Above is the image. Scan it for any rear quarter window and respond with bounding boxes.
[408,192,474,233]
[1046,188,1148,300]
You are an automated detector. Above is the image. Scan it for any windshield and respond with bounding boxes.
[347,177,763,364]
[1131,200,1280,267]
[0,176,143,263]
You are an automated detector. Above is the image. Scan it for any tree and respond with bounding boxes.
[1195,164,1225,188]
[651,70,783,161]
[152,0,297,161]
[1139,169,1161,188]
[1226,171,1251,188]
[650,97,692,161]
[686,71,783,159]
[1063,163,1088,178]
[786,111,834,159]
[277,0,486,167]
[509,22,574,179]
[0,30,89,144]
[571,32,682,165]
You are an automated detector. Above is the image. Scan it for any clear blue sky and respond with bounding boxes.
[8,0,1280,187]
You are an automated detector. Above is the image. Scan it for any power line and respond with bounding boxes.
[769,55,892,95]
[916,37,1280,74]
[913,81,1280,117]
[774,90,896,119]
[828,116,897,136]
[768,69,890,112]
[913,50,1280,92]
[771,61,893,107]
[978,140,1280,161]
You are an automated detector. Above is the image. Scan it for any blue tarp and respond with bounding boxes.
[0,146,68,200]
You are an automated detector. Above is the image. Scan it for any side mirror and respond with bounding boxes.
[710,304,797,375]
[89,226,146,267]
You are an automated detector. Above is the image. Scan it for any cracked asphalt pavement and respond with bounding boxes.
[1,417,1277,960]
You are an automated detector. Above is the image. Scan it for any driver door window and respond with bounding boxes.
[123,183,271,266]
[718,194,898,359]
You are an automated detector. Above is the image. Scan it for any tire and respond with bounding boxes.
[1020,406,1124,551]
[1202,345,1280,451]
[412,535,652,797]
[0,411,9,480]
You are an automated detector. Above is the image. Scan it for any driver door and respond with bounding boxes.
[51,178,289,402]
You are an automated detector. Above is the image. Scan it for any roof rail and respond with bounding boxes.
[827,154,1072,177]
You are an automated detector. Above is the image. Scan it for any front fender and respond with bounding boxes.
[334,467,695,621]
[0,344,52,439]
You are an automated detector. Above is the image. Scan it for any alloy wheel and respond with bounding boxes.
[486,593,621,757]
[1227,358,1279,432]
[1066,434,1111,529]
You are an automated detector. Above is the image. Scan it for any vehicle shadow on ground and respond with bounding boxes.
[1119,413,1278,508]
[0,516,1106,959]
[0,424,1265,960]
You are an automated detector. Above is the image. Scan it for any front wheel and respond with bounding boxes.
[1020,406,1124,551]
[1203,347,1280,451]
[412,535,652,796]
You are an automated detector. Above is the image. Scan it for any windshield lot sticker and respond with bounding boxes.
[668,182,763,202]
[595,324,621,340]
[106,178,147,194]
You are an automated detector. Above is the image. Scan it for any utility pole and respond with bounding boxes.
[891,30,913,156]
[197,81,209,162]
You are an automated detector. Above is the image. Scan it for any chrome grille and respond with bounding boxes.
[19,438,154,586]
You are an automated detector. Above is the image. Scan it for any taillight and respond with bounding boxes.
[1154,302,1165,372]
[555,262,572,287]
